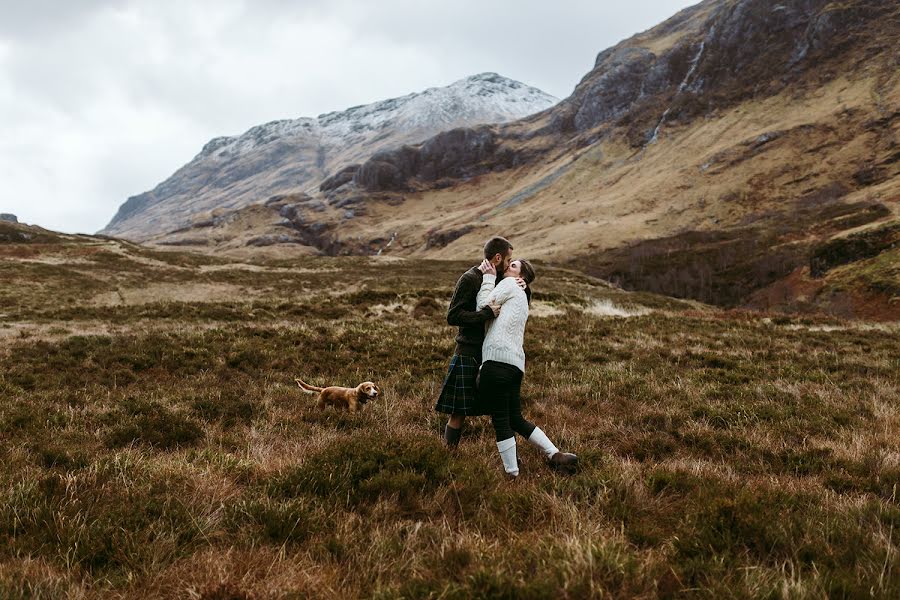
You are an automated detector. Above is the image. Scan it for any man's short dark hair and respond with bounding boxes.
[483,236,513,260]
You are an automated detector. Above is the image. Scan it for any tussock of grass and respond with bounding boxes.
[102,399,205,450]
[269,434,450,514]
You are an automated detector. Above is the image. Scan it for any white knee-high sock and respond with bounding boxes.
[496,437,519,476]
[527,427,559,459]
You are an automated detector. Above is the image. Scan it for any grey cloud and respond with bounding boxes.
[0,0,119,39]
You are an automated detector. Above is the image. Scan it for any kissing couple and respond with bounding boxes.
[434,236,578,477]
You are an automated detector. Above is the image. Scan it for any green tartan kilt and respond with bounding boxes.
[434,354,486,416]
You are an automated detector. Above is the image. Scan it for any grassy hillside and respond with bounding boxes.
[127,0,900,318]
[745,220,900,319]
[1,230,898,598]
[151,67,900,319]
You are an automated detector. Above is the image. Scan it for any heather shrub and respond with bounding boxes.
[103,399,204,449]
[269,434,450,511]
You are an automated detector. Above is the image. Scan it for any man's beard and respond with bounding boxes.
[497,260,509,281]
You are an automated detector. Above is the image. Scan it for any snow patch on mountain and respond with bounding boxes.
[198,73,558,160]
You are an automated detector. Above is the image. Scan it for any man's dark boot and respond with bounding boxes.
[548,452,578,474]
[444,424,462,448]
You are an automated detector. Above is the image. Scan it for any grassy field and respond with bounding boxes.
[1,226,898,598]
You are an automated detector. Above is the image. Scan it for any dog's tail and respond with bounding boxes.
[295,378,324,393]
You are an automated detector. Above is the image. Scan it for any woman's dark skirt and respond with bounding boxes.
[434,354,486,416]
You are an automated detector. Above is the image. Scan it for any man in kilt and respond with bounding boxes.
[435,236,525,447]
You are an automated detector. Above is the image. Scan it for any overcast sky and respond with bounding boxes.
[1,0,698,234]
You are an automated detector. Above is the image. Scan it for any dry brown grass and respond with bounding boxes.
[0,237,898,598]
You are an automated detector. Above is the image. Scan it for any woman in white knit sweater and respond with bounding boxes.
[476,259,578,477]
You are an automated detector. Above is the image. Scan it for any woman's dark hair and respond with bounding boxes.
[483,236,513,260]
[518,259,535,306]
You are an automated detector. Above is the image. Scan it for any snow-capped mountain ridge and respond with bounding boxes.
[196,73,557,161]
[101,72,558,240]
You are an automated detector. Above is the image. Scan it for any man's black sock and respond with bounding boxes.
[444,424,462,447]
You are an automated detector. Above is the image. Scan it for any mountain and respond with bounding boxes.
[98,74,558,240]
[117,0,898,319]
[150,0,897,318]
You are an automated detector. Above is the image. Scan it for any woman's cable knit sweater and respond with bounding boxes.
[476,274,529,372]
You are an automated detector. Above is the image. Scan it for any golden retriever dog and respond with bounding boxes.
[295,378,380,412]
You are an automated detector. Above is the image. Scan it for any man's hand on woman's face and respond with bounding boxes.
[479,259,496,275]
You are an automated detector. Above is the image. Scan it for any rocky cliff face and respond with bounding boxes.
[100,73,558,240]
[331,0,895,196]
[324,125,520,194]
